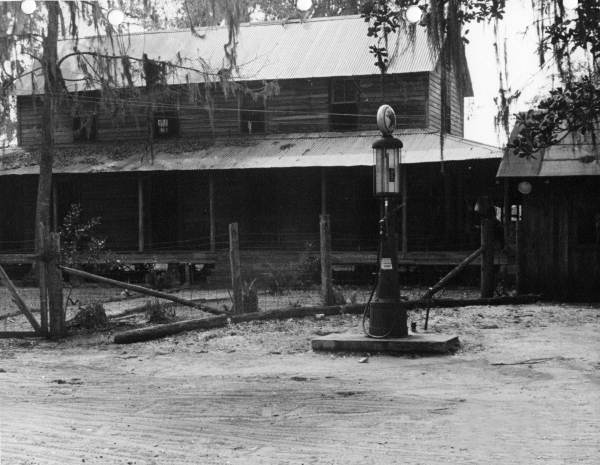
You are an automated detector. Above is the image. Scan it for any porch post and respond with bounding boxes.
[137,175,144,252]
[503,179,510,250]
[51,181,58,232]
[209,172,216,252]
[401,165,408,257]
[320,167,327,215]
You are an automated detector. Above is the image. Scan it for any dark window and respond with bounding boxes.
[143,54,166,89]
[329,78,359,131]
[72,114,97,142]
[153,112,179,138]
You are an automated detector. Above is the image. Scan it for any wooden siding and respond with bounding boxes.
[519,179,600,300]
[16,70,466,147]
[358,73,428,130]
[267,79,330,133]
[428,60,464,137]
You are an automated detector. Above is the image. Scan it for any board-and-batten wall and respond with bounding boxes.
[519,180,600,300]
[16,71,448,146]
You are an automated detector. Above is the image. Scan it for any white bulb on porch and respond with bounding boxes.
[21,0,36,15]
[107,8,125,26]
[563,0,578,9]
[405,5,422,24]
[296,0,313,12]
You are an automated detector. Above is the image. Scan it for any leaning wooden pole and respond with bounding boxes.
[59,266,226,315]
[0,265,41,334]
[422,247,483,300]
[422,247,483,330]
[114,294,541,344]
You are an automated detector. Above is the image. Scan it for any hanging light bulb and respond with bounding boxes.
[296,0,313,12]
[21,0,36,15]
[405,5,422,24]
[107,8,125,27]
[563,0,578,9]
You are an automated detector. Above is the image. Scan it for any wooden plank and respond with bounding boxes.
[60,265,226,315]
[0,331,39,339]
[229,223,243,314]
[0,264,41,333]
[114,294,541,344]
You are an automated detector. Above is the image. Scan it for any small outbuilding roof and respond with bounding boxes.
[0,131,501,176]
[15,15,454,95]
[497,125,600,178]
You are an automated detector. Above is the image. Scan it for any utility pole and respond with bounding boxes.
[36,3,64,338]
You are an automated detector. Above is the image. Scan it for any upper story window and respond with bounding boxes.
[153,112,179,138]
[72,114,97,142]
[329,78,359,131]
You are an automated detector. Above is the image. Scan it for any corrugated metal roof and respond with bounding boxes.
[1,131,501,176]
[497,125,600,177]
[15,15,438,95]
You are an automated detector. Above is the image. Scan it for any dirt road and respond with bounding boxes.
[1,304,599,464]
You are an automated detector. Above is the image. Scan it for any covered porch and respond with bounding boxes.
[0,131,503,278]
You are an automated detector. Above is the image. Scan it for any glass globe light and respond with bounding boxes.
[21,0,36,15]
[406,5,422,24]
[107,8,125,26]
[297,0,313,12]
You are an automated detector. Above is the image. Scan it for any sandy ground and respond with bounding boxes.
[0,302,599,465]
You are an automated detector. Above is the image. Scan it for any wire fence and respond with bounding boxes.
[0,222,488,335]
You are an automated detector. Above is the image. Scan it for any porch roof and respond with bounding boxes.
[0,131,501,176]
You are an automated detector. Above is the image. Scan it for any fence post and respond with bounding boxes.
[229,223,243,314]
[48,232,65,338]
[38,222,49,336]
[480,217,495,298]
[516,213,524,295]
[320,214,333,306]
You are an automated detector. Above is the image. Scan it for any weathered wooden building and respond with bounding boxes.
[497,128,600,300]
[1,16,502,275]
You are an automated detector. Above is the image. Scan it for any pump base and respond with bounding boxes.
[311,332,459,354]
